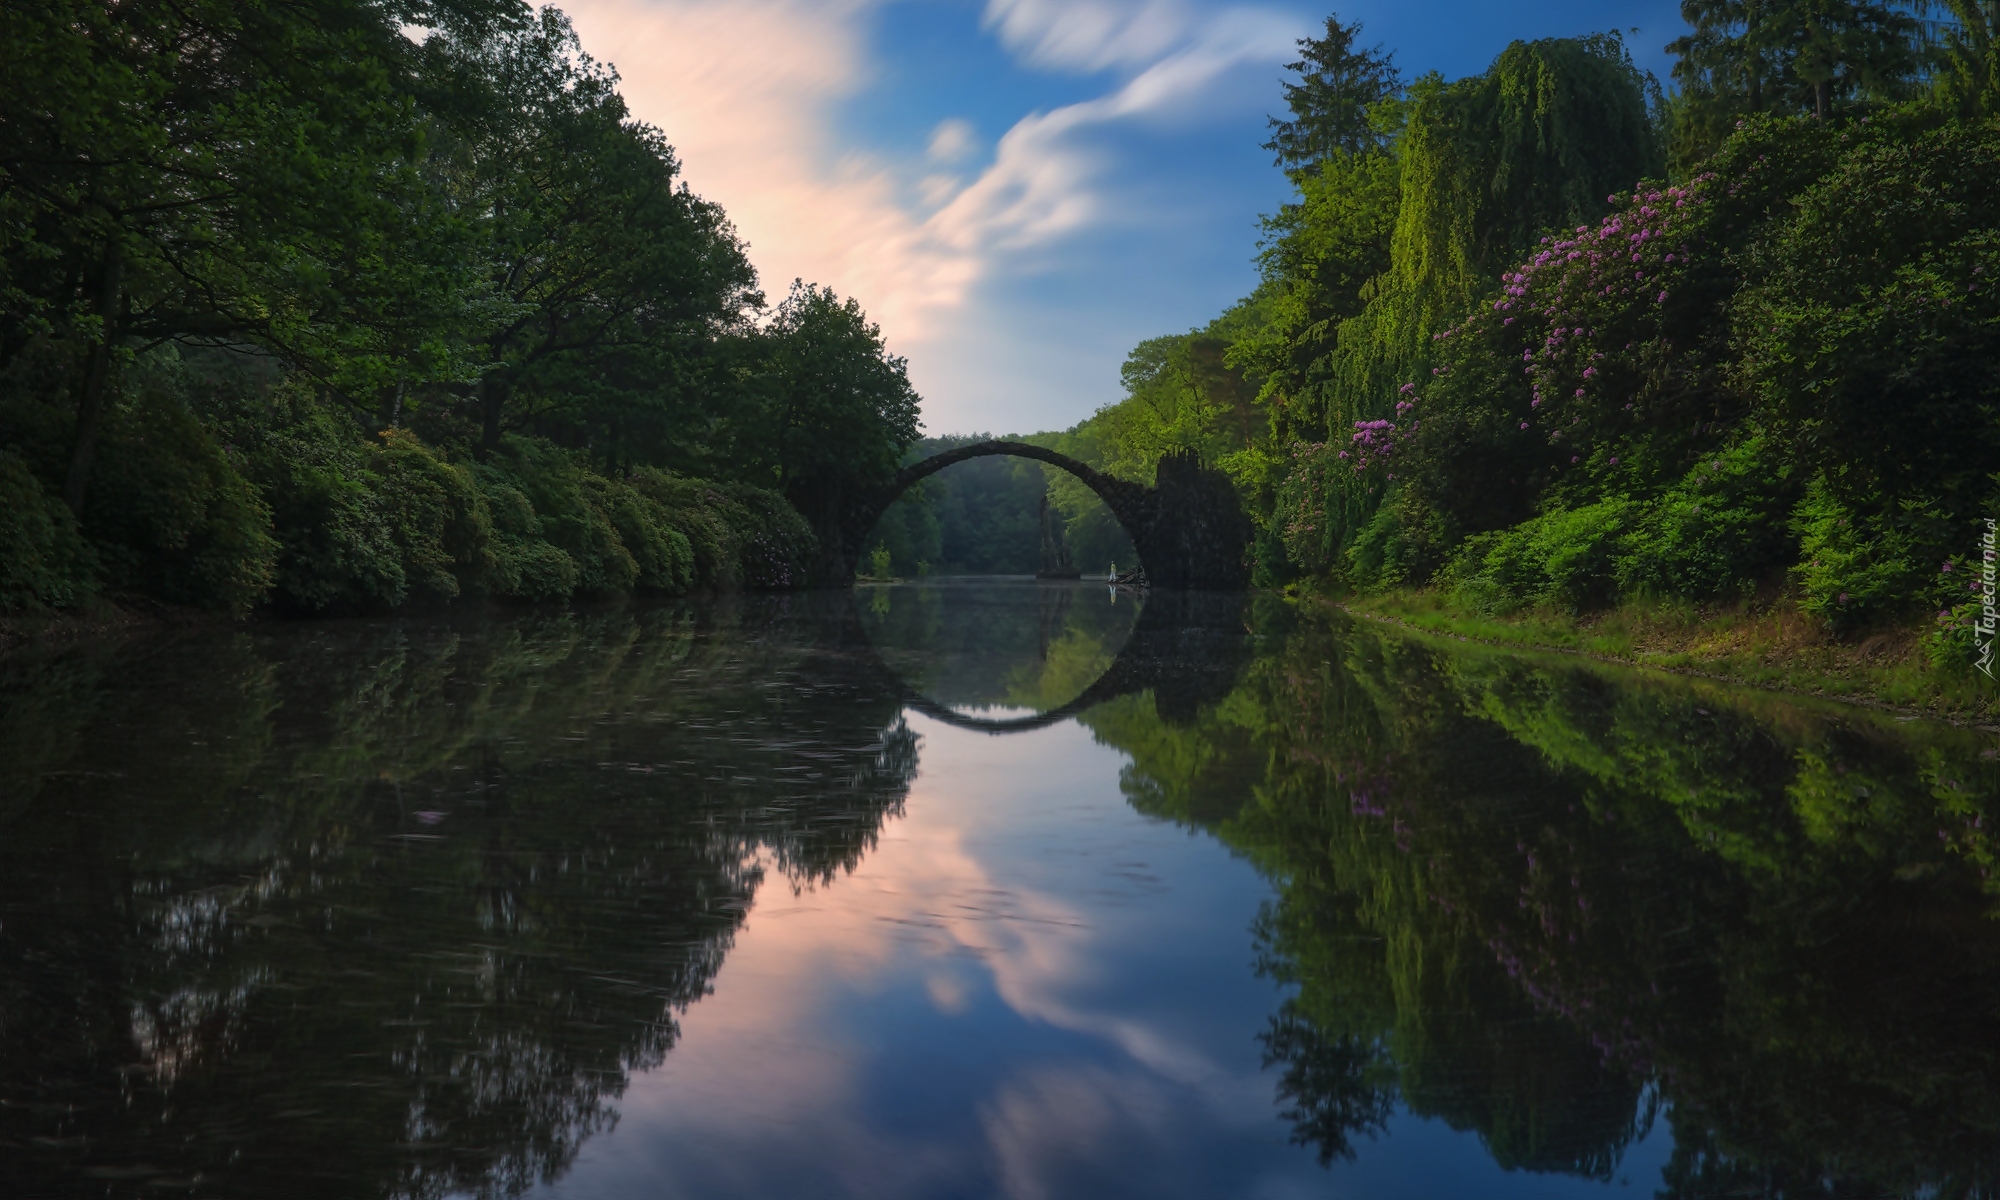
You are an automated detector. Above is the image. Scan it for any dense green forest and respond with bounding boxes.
[8,1,1997,643]
[999,2,1999,673]
[0,0,920,617]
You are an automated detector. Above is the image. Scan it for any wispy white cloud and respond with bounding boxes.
[557,716,1305,1196]
[554,0,1302,430]
[930,9,1299,259]
[557,0,978,344]
[927,117,979,164]
[980,0,1195,72]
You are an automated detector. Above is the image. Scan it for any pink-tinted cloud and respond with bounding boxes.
[554,0,1302,431]
[558,0,981,347]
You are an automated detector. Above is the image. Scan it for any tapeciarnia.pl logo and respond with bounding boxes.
[1978,518,1997,680]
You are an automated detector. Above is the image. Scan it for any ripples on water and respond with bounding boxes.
[3,580,1997,1198]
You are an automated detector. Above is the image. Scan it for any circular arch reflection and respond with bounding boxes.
[848,582,1254,736]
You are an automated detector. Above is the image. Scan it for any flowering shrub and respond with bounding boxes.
[1276,440,1368,575]
[1299,113,1999,644]
[1276,385,1426,574]
[1376,194,1734,575]
[1487,178,1712,465]
[1389,114,1899,542]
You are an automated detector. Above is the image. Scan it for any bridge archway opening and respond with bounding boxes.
[835,439,1253,590]
[852,441,1148,581]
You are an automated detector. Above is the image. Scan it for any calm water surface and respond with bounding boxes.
[4,580,1998,1198]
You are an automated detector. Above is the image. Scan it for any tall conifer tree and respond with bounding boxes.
[1263,16,1403,173]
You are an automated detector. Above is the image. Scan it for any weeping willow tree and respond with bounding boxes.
[1929,0,2000,120]
[1312,34,1663,437]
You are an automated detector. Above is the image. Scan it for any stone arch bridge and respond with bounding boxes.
[829,440,1254,589]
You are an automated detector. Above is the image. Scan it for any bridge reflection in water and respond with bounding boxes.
[849,580,1253,734]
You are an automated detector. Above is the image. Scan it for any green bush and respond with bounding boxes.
[0,451,91,610]
[233,394,406,613]
[240,390,493,614]
[633,471,734,587]
[630,470,818,590]
[491,534,580,603]
[5,344,275,616]
[4,346,808,616]
[467,443,758,604]
[85,388,277,616]
[1438,438,1802,615]
[1789,478,1953,634]
[1277,441,1382,577]
[1446,499,1635,613]
[1346,491,1449,592]
[587,476,694,594]
[469,464,573,604]
[479,438,636,598]
[372,429,496,601]
[728,484,820,589]
[1737,113,2000,516]
[1612,436,1797,599]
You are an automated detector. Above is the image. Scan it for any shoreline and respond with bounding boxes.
[1329,590,2000,730]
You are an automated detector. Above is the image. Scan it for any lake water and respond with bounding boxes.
[5,580,1998,1198]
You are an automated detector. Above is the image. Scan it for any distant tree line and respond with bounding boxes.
[1,1,920,616]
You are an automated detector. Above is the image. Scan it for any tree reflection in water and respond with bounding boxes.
[6,587,2000,1198]
[855,578,1138,715]
[1075,596,2000,1198]
[0,598,916,1198]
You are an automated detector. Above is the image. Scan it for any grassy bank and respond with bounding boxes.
[1337,589,2000,725]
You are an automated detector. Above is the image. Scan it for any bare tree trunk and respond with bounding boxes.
[479,373,506,459]
[381,381,406,431]
[63,244,123,518]
[1747,0,1763,112]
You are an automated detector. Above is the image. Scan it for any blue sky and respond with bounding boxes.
[556,0,1691,435]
